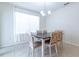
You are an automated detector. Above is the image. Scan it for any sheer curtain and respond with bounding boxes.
[15,12,39,35]
[15,11,39,42]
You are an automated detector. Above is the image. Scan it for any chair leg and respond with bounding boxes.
[60,40,63,56]
[60,40,63,50]
[49,46,51,57]
[61,41,63,49]
[32,48,34,57]
[55,44,58,56]
[42,39,45,57]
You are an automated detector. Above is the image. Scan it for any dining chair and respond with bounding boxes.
[31,36,42,57]
[45,32,61,56]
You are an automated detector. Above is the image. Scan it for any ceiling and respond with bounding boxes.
[9,2,71,13]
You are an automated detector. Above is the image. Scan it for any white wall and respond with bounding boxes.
[0,3,42,47]
[46,3,79,46]
[40,16,47,31]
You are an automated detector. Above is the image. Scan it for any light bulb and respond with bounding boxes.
[40,11,43,14]
[48,10,51,15]
[40,10,45,16]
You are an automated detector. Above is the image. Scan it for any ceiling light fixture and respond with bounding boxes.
[40,2,51,16]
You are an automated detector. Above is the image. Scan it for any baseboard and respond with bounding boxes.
[64,40,79,47]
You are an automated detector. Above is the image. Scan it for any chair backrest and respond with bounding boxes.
[43,30,47,35]
[50,32,58,44]
[37,30,42,35]
[31,36,35,48]
[50,31,63,44]
[55,31,63,41]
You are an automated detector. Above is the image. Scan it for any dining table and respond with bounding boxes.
[31,32,51,57]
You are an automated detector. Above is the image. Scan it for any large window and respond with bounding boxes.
[15,12,40,35]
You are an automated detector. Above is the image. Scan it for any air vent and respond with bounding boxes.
[64,2,70,5]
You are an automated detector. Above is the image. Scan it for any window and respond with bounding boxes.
[15,12,40,35]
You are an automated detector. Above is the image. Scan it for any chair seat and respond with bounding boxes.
[45,39,57,44]
[45,39,50,44]
[34,41,42,48]
[57,39,62,42]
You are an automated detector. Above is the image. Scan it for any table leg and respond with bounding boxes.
[42,39,45,57]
